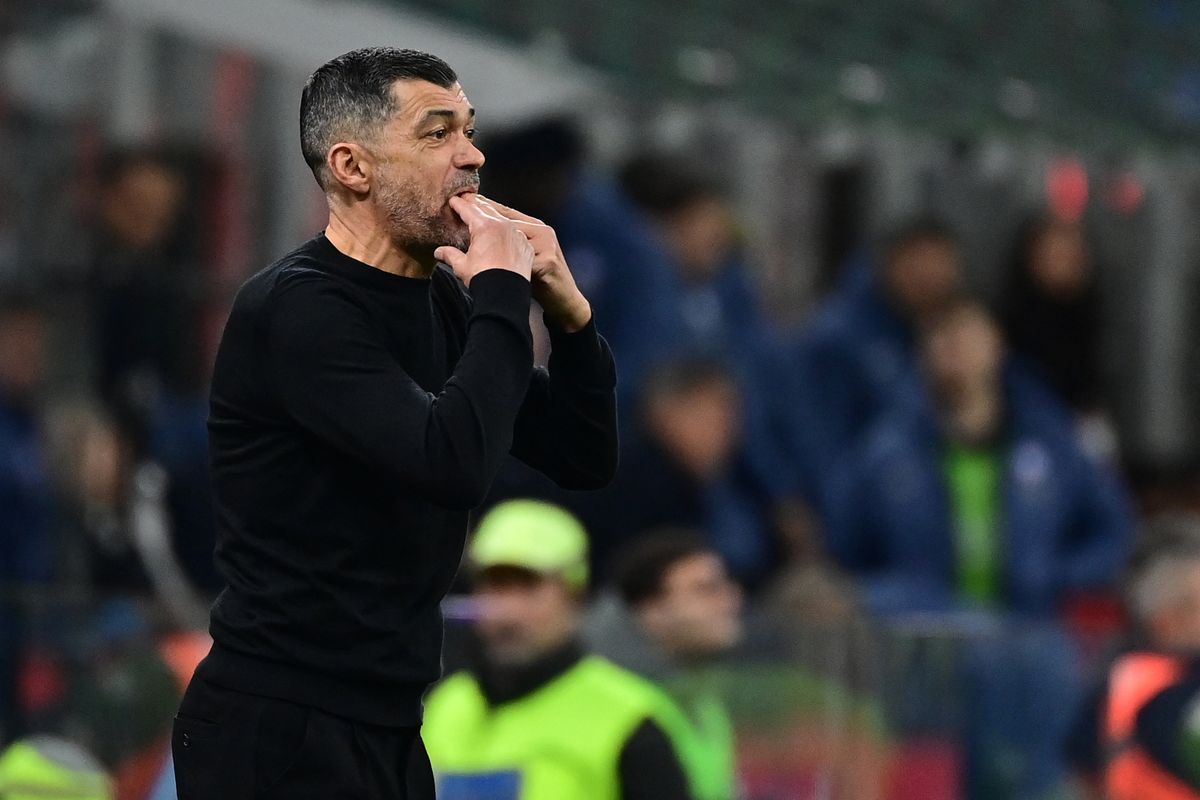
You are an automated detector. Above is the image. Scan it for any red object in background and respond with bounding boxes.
[17,649,67,715]
[112,736,171,800]
[884,740,962,800]
[1047,157,1089,222]
[1062,591,1126,638]
[1063,591,1127,663]
[739,738,962,799]
[1106,171,1146,215]
[159,630,212,692]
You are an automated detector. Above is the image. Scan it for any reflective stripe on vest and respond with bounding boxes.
[1104,652,1200,800]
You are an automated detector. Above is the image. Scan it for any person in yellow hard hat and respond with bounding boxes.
[423,499,697,800]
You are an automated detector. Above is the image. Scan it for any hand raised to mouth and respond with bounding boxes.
[472,195,592,332]
[434,194,534,286]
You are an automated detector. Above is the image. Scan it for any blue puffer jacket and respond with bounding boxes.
[776,253,925,509]
[0,397,54,584]
[550,174,686,403]
[826,366,1134,617]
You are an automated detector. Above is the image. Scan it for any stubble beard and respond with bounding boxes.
[376,167,472,255]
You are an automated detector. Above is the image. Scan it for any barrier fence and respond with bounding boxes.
[0,588,1122,798]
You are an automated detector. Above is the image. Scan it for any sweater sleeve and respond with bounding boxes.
[618,719,695,800]
[266,268,533,510]
[509,315,619,490]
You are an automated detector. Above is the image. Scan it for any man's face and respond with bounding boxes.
[0,310,48,403]
[1029,222,1090,298]
[474,566,579,666]
[647,377,742,481]
[666,197,735,281]
[370,80,483,253]
[883,237,962,322]
[1151,564,1200,651]
[924,306,1004,396]
[102,162,186,254]
[639,552,743,660]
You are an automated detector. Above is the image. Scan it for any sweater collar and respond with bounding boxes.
[311,233,434,294]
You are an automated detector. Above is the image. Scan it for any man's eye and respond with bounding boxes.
[427,129,448,140]
[465,128,478,140]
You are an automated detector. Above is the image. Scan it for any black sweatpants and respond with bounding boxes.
[172,677,435,799]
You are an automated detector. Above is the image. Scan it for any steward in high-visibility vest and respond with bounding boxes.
[0,736,112,800]
[424,652,698,800]
[424,500,698,800]
[1103,652,1200,800]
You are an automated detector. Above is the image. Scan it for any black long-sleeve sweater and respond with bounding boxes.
[197,233,618,726]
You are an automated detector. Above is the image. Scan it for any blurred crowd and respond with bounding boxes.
[2,114,1200,799]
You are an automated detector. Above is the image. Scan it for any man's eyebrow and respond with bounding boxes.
[416,107,476,126]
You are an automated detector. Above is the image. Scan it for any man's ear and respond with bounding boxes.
[326,142,373,196]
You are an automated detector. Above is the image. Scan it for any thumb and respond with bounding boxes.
[434,245,467,271]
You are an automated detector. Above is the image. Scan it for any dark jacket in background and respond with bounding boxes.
[550,175,687,404]
[1002,269,1104,413]
[777,255,924,512]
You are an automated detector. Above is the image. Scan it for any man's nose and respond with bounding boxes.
[454,138,485,171]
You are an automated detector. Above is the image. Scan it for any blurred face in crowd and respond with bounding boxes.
[636,552,743,661]
[78,414,126,509]
[924,304,1005,400]
[645,375,742,481]
[1028,220,1090,299]
[341,80,483,253]
[1140,558,1200,652]
[474,566,580,666]
[0,308,49,404]
[664,196,736,282]
[883,235,962,322]
[102,160,186,254]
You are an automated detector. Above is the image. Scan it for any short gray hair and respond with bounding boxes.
[300,47,457,189]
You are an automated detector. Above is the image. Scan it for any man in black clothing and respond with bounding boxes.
[171,48,618,799]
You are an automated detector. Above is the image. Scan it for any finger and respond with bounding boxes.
[470,196,527,226]
[459,196,514,229]
[433,245,467,269]
[476,206,548,239]
[447,195,504,228]
[476,195,547,226]
[506,219,551,238]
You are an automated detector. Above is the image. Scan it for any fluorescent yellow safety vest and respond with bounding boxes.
[0,737,112,800]
[424,655,695,800]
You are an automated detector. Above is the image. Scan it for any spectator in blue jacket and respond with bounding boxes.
[0,297,54,586]
[827,298,1134,617]
[618,150,794,499]
[0,296,55,738]
[480,119,686,405]
[780,218,964,511]
[617,150,775,357]
[568,356,784,590]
